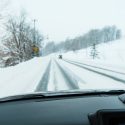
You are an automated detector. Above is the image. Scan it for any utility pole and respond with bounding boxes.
[32,19,39,57]
[33,19,37,45]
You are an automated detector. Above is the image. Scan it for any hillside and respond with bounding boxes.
[62,38,125,69]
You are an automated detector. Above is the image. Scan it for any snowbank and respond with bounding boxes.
[63,38,125,70]
[0,56,50,98]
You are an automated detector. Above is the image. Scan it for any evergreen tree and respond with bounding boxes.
[90,43,99,59]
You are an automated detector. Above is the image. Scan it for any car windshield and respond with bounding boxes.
[0,0,125,98]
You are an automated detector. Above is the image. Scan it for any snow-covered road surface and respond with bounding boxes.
[1,56,125,98]
[63,59,125,84]
[35,57,125,92]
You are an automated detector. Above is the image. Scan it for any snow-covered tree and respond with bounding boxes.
[1,12,43,66]
[90,43,99,59]
[116,29,121,39]
[43,25,122,56]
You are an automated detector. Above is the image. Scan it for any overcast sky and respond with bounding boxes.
[10,0,125,42]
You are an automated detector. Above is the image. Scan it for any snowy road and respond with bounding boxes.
[1,38,125,98]
[63,59,125,84]
[1,56,125,98]
[35,57,125,92]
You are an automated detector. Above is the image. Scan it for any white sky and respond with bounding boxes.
[9,0,125,42]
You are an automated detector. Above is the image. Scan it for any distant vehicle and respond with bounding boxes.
[58,54,62,59]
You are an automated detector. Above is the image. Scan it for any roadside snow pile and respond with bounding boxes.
[63,38,125,69]
[0,56,50,98]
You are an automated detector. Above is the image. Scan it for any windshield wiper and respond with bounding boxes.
[0,90,125,103]
[42,89,125,98]
[0,93,46,103]
[108,90,125,93]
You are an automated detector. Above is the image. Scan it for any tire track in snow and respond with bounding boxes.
[55,59,85,89]
[63,59,125,84]
[35,60,51,92]
[47,60,59,91]
[64,59,125,75]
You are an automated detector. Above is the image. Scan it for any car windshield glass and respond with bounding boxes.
[0,0,125,98]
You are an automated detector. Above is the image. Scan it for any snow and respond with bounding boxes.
[59,59,125,90]
[0,38,125,98]
[47,60,69,91]
[62,38,125,71]
[53,38,125,90]
[0,56,50,98]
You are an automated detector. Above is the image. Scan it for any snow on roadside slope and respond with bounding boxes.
[0,56,50,98]
[59,59,125,90]
[63,38,125,71]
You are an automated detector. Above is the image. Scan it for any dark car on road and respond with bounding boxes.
[58,54,62,59]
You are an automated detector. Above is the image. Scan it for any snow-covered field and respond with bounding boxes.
[63,38,125,71]
[0,38,125,98]
[0,56,50,98]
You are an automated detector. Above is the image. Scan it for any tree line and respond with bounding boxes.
[43,25,121,55]
[0,3,43,67]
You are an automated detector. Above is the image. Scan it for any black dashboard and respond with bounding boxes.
[0,93,125,125]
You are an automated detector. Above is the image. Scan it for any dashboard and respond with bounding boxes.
[0,93,125,125]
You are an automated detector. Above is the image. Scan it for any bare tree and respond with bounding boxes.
[1,12,43,66]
